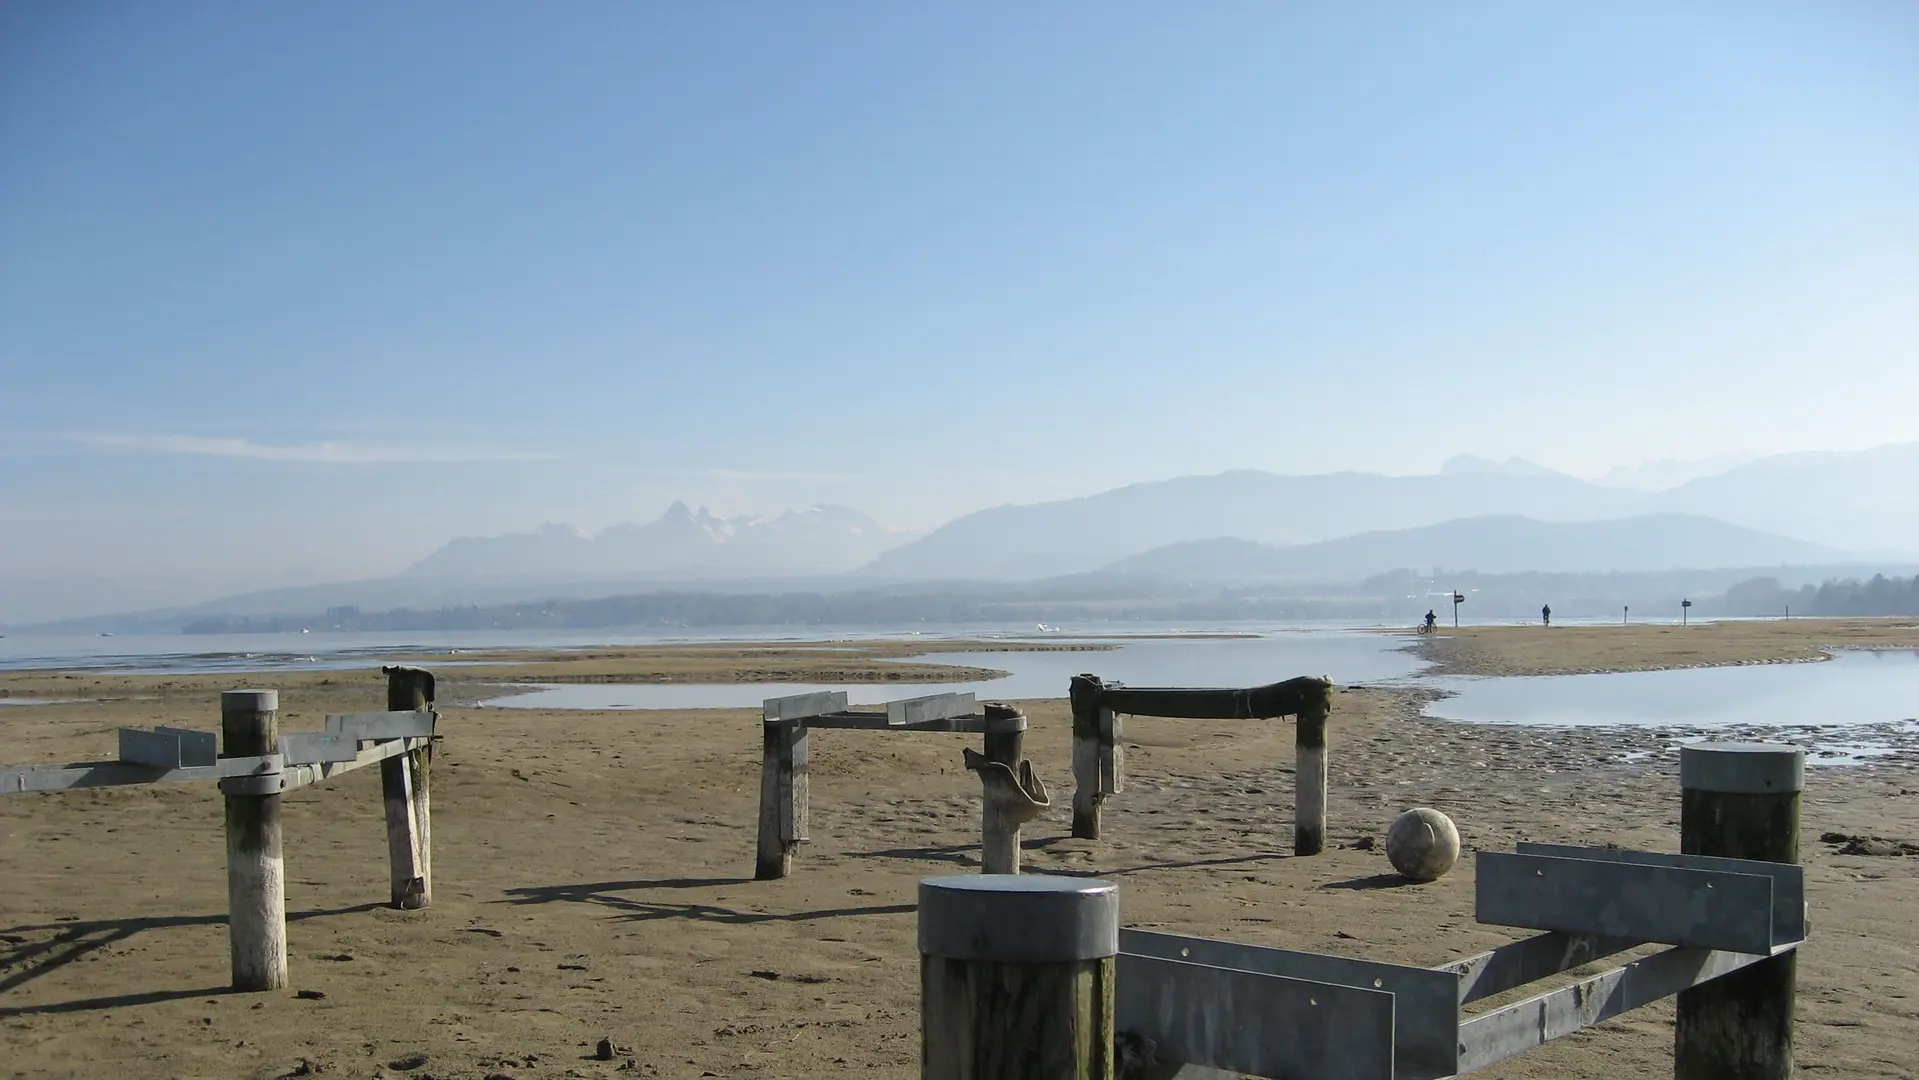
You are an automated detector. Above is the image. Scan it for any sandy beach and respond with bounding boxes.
[3,621,1916,1079]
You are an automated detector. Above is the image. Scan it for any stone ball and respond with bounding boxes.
[1385,807,1461,881]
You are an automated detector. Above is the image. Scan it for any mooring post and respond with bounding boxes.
[1294,680,1332,856]
[1069,675,1105,840]
[382,666,435,909]
[1675,741,1803,1080]
[920,875,1119,1080]
[981,701,1024,771]
[220,689,287,991]
[755,717,809,879]
[969,703,1047,875]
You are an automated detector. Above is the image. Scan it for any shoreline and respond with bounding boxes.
[1406,617,1919,677]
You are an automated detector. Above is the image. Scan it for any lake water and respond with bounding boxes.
[1426,650,1919,731]
[483,631,1428,710]
[0,621,1409,675]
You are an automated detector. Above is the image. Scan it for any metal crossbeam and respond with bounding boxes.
[762,691,1020,734]
[1476,850,1780,954]
[324,710,436,742]
[763,691,848,721]
[886,692,976,726]
[281,735,430,791]
[1455,943,1784,1073]
[2,736,430,795]
[1116,951,1395,1080]
[1515,842,1806,944]
[3,753,277,794]
[1437,930,1642,1005]
[1124,929,1458,1080]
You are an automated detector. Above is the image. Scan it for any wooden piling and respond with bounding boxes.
[970,704,1046,875]
[1069,675,1105,840]
[755,718,809,879]
[919,875,1119,1080]
[1294,681,1332,857]
[221,689,287,992]
[1674,742,1802,1080]
[381,666,435,909]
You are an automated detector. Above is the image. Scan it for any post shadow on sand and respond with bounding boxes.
[0,902,387,1011]
[1320,872,1423,890]
[496,877,914,925]
[844,836,1294,878]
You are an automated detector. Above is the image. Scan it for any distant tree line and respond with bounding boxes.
[174,570,1919,634]
[1719,574,1919,617]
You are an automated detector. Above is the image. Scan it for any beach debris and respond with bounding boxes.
[294,989,326,1001]
[1347,834,1377,851]
[386,1051,429,1071]
[594,1037,615,1060]
[1821,832,1918,857]
[1386,808,1461,881]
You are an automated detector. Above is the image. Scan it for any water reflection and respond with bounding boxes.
[483,632,1425,710]
[1427,650,1919,730]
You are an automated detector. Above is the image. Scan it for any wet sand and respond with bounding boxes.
[3,627,1916,1079]
[1414,616,1919,676]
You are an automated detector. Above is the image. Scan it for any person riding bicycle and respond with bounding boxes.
[1424,609,1437,632]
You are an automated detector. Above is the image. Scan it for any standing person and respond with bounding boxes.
[1541,603,1552,627]
[1424,609,1438,633]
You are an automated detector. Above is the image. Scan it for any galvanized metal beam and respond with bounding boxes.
[1116,952,1395,1080]
[324,710,436,742]
[1476,851,1778,954]
[1516,842,1805,944]
[1437,930,1643,1006]
[762,691,848,722]
[1124,929,1458,1080]
[2,753,278,794]
[1455,943,1786,1073]
[886,692,976,726]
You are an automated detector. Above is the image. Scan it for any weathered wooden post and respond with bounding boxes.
[756,713,809,880]
[382,666,435,909]
[980,701,1023,771]
[1675,742,1803,1080]
[1069,675,1106,840]
[966,703,1049,874]
[920,875,1119,1079]
[220,689,287,991]
[1294,679,1332,857]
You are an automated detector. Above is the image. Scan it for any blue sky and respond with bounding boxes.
[2,2,1915,595]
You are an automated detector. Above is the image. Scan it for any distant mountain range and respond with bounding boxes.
[10,442,1919,628]
[863,443,1918,580]
[405,502,912,578]
[1100,514,1840,581]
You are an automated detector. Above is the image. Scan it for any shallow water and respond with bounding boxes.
[1425,650,1919,730]
[0,620,1399,675]
[482,631,1426,710]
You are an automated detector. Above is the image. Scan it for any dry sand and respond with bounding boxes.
[3,624,1917,1079]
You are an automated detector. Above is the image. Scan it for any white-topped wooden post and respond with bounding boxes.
[920,874,1120,1078]
[1675,742,1802,1079]
[381,666,434,909]
[221,689,287,991]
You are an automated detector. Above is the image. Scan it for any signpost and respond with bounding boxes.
[1452,590,1465,628]
[1682,598,1692,625]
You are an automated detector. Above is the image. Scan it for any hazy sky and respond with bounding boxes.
[3,3,1916,592]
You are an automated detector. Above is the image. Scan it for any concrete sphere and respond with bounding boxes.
[1386,807,1461,881]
